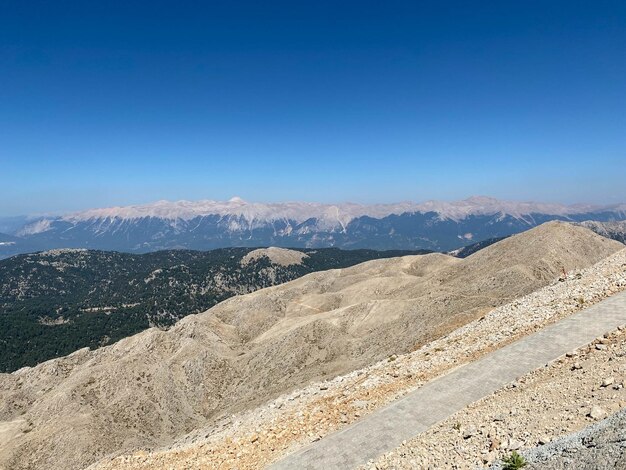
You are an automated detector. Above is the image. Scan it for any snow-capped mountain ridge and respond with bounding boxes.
[3,196,625,258]
[54,196,612,225]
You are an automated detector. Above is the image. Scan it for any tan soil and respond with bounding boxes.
[93,244,626,470]
[240,247,309,267]
[0,222,622,470]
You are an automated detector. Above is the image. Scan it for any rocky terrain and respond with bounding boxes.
[580,220,626,244]
[366,327,626,469]
[240,247,310,266]
[92,240,626,470]
[448,236,509,258]
[0,221,622,470]
[505,408,626,469]
[0,246,421,372]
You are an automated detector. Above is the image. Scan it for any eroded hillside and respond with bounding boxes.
[0,222,622,470]
[0,246,422,372]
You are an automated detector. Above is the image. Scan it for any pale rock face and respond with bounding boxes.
[29,196,620,227]
[240,247,309,267]
[16,219,52,236]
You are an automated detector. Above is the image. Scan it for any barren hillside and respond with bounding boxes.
[579,220,626,244]
[0,221,622,470]
[94,246,626,470]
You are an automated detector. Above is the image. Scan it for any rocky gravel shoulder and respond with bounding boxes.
[365,326,626,469]
[93,248,626,470]
[491,408,626,470]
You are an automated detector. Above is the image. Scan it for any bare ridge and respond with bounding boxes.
[0,222,622,470]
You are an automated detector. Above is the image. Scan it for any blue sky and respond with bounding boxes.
[1,1,625,215]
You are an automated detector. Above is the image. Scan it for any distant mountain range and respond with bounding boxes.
[1,196,625,257]
[578,220,626,244]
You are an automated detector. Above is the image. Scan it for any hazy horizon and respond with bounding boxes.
[2,194,626,220]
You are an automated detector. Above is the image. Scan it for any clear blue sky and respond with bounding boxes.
[1,1,625,215]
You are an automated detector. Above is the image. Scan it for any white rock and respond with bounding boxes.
[588,406,607,420]
[506,438,524,450]
[601,377,614,387]
[462,425,477,439]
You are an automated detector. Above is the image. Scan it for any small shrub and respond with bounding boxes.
[502,451,527,470]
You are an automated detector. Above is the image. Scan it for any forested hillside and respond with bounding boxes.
[0,247,424,372]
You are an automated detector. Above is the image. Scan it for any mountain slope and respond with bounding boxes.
[0,222,622,470]
[0,247,424,372]
[3,197,625,257]
[578,220,626,244]
[448,236,510,257]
